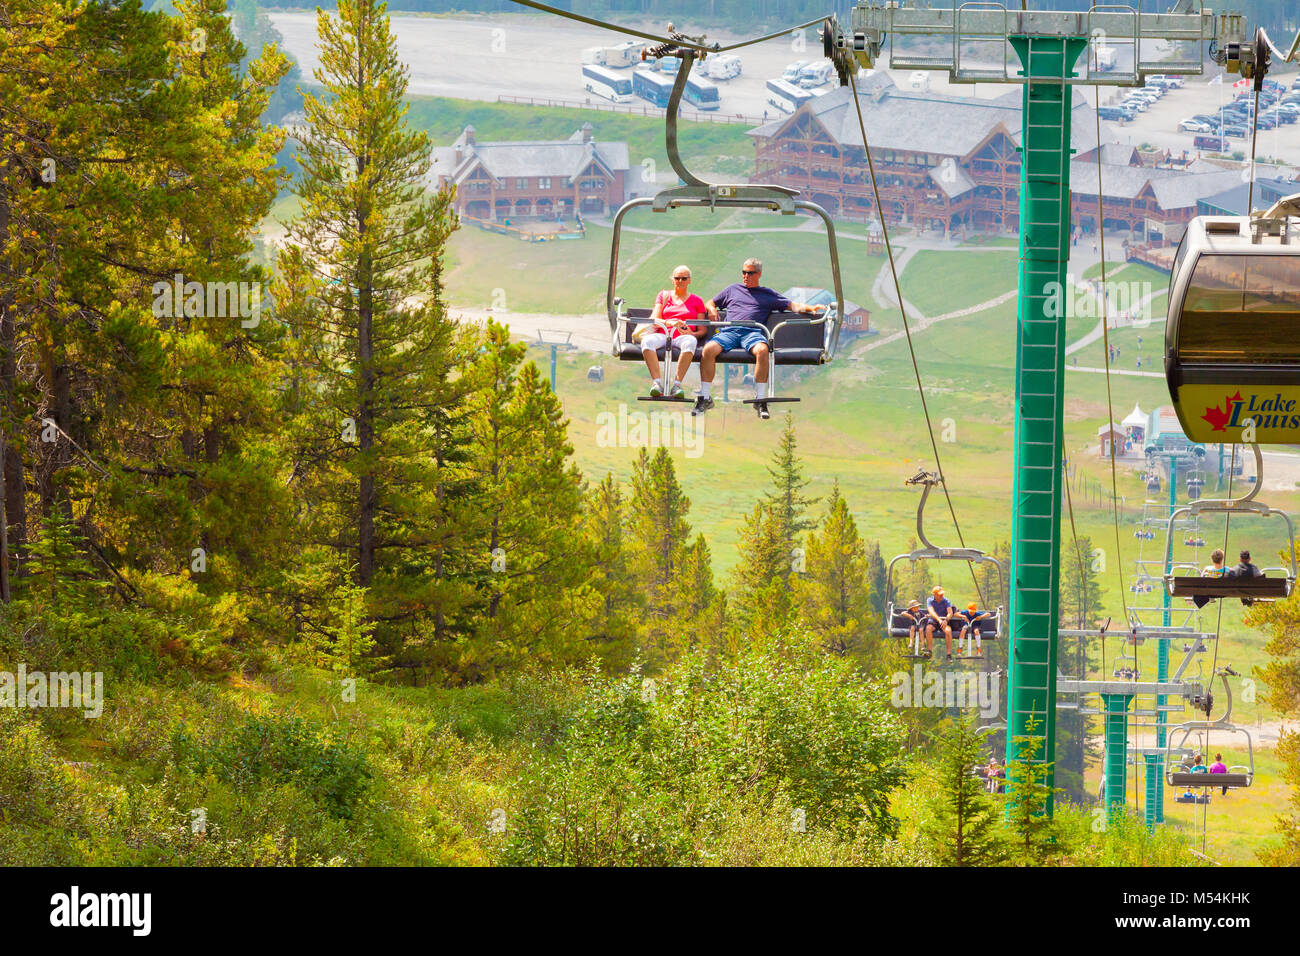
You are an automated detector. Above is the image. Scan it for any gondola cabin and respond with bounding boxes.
[1165,200,1300,444]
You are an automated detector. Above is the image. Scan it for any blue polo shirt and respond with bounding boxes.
[928,596,952,618]
[712,283,791,325]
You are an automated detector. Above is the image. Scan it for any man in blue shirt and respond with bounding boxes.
[925,585,957,662]
[692,258,825,420]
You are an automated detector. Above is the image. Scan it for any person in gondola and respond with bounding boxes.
[925,585,957,662]
[639,265,709,398]
[694,258,825,420]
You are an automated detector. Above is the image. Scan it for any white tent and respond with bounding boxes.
[1122,403,1146,430]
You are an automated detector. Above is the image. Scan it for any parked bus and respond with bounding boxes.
[766,78,813,113]
[633,68,675,109]
[684,74,720,110]
[581,64,633,104]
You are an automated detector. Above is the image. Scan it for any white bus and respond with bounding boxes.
[581,64,633,104]
[766,78,813,113]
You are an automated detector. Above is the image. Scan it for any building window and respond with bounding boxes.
[517,178,529,189]
[539,177,552,189]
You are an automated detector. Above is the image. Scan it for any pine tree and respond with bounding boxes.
[1059,534,1103,629]
[277,0,470,672]
[580,473,643,665]
[1003,713,1067,864]
[626,447,692,628]
[795,481,875,661]
[866,539,888,624]
[920,718,1006,866]
[730,500,792,633]
[763,411,818,578]
[461,327,594,676]
[1056,536,1103,803]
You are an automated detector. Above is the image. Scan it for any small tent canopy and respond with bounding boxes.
[1122,403,1146,430]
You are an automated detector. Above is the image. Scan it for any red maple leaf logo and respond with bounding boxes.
[1201,391,1242,432]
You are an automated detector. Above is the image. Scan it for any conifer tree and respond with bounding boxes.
[580,473,643,664]
[763,411,818,577]
[795,481,873,659]
[276,0,469,670]
[626,447,692,627]
[470,347,593,671]
[1004,714,1067,864]
[920,718,1006,866]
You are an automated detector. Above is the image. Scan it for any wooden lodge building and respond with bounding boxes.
[431,122,630,222]
[750,74,1251,242]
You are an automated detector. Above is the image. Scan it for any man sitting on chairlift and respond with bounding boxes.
[1226,548,1264,605]
[925,585,957,662]
[693,258,825,421]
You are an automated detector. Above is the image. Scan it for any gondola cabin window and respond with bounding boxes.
[1178,254,1300,365]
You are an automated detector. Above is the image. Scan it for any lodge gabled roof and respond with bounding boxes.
[748,77,1104,158]
[430,126,630,186]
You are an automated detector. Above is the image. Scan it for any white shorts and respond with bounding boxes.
[642,332,698,354]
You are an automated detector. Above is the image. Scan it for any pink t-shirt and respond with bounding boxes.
[655,291,706,337]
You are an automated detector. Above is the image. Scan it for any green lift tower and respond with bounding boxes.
[833,2,1259,809]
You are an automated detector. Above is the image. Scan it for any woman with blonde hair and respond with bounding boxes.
[639,265,709,398]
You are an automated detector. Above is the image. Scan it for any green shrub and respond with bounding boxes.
[170,712,373,819]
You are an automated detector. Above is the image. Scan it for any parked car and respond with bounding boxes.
[1122,96,1149,112]
[1098,105,1134,121]
[1194,134,1229,151]
[781,60,807,83]
[1179,118,1213,133]
[1222,122,1250,138]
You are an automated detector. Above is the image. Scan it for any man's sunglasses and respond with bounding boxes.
[741,270,759,275]
[672,275,690,280]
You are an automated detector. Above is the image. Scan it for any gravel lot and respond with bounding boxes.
[270,10,1300,166]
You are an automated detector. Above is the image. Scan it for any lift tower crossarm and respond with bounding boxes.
[837,3,1248,86]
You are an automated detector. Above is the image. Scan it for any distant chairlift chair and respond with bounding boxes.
[885,470,1005,659]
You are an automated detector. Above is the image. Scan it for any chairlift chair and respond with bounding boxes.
[1165,667,1255,790]
[885,470,1006,659]
[607,41,845,405]
[1162,445,1297,603]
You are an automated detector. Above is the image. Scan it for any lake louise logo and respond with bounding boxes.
[1202,391,1300,433]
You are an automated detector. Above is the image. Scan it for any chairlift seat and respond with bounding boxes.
[887,606,1002,639]
[1166,575,1292,600]
[617,308,827,365]
[1168,772,1250,788]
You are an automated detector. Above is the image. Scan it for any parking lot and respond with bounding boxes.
[270,11,1300,168]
